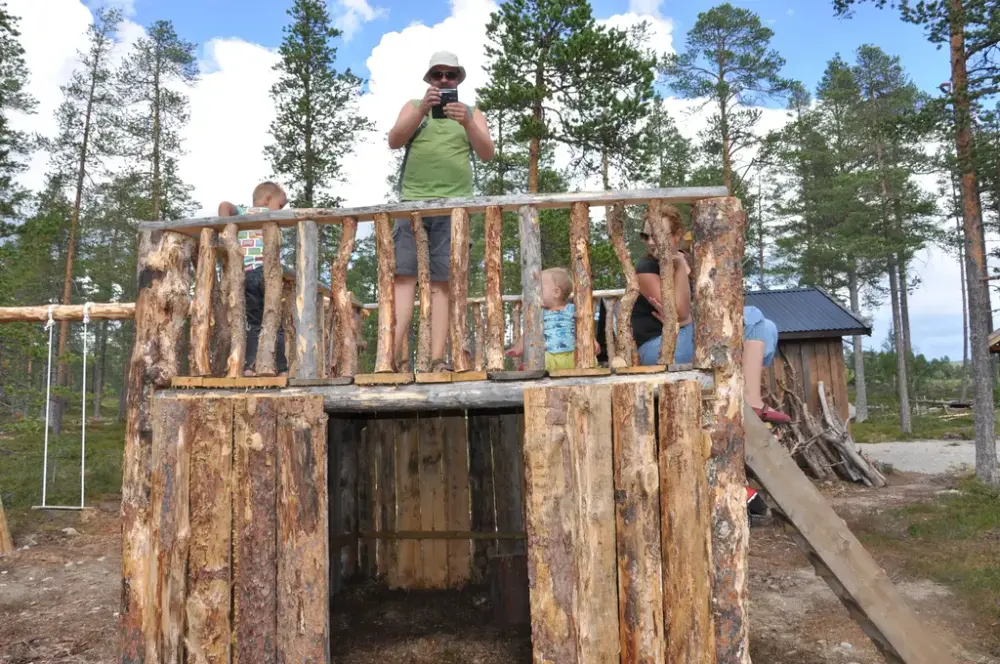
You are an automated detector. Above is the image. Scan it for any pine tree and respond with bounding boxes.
[0,2,36,229]
[661,2,790,192]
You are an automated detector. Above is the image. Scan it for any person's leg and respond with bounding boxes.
[744,306,789,423]
[427,215,453,366]
[430,281,449,364]
[637,336,662,366]
[392,218,419,367]
[743,340,766,408]
[674,323,694,365]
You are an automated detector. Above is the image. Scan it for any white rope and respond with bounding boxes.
[80,302,91,508]
[41,304,55,508]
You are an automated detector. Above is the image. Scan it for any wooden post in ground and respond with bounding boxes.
[0,491,13,554]
[611,382,666,663]
[519,205,544,371]
[570,202,596,369]
[603,298,616,364]
[692,195,749,664]
[374,213,396,373]
[294,220,320,379]
[316,292,327,378]
[450,208,471,372]
[609,204,638,366]
[331,217,358,377]
[120,230,194,662]
[281,280,297,378]
[491,411,529,626]
[210,265,230,377]
[523,385,619,663]
[392,417,420,588]
[467,412,497,583]
[190,228,216,376]
[510,301,522,354]
[221,223,246,378]
[472,303,485,371]
[660,380,716,662]
[412,213,432,372]
[256,222,282,376]
[646,200,677,365]
[484,205,505,371]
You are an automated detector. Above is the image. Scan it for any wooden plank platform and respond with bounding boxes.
[487,370,547,381]
[548,367,613,378]
[354,373,415,386]
[614,365,666,375]
[288,377,353,387]
[414,372,453,384]
[451,371,489,382]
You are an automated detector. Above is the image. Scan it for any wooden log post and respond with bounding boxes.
[692,196,749,664]
[660,380,716,662]
[484,205,505,371]
[491,411,529,626]
[120,230,194,662]
[603,298,616,365]
[472,303,485,371]
[467,413,497,583]
[210,265,230,377]
[611,383,666,663]
[570,202,596,369]
[519,205,544,371]
[0,302,136,322]
[316,292,327,378]
[222,223,247,378]
[190,228,216,376]
[523,385,619,663]
[281,280,297,378]
[0,491,13,555]
[256,222,282,377]
[412,213,432,372]
[646,200,677,365]
[510,301,522,353]
[374,213,396,373]
[450,207,471,372]
[294,220,320,379]
[331,217,358,377]
[609,204,638,366]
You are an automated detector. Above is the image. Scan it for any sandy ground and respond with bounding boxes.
[857,440,999,474]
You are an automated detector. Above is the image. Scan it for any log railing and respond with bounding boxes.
[124,186,734,381]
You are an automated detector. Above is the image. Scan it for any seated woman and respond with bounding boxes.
[631,206,790,424]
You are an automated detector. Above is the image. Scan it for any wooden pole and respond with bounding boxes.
[412,213,432,373]
[611,382,666,663]
[659,380,716,662]
[484,205,505,371]
[603,298,616,365]
[450,207,471,372]
[294,220,320,379]
[519,205,544,371]
[281,280,297,378]
[210,266,230,377]
[692,196,749,664]
[0,491,13,554]
[646,200,677,365]
[222,223,247,378]
[120,230,193,662]
[256,222,282,377]
[473,303,485,371]
[570,202,596,369]
[331,217,358,377]
[511,301,522,355]
[316,292,327,378]
[190,228,215,376]
[609,204,638,366]
[374,213,396,373]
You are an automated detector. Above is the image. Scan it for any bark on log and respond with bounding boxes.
[210,267,230,377]
[0,302,136,322]
[659,380,716,662]
[445,415,471,587]
[316,292,327,378]
[612,383,666,664]
[570,202,596,369]
[120,230,193,663]
[691,196,749,664]
[419,414,448,587]
[523,385,619,663]
[473,303,485,371]
[511,301,522,353]
[256,223,282,377]
[221,223,247,378]
[276,396,328,662]
[280,281,296,378]
[393,417,420,588]
[519,205,545,371]
[646,200,677,365]
[190,229,216,376]
[374,213,396,373]
[484,205,505,370]
[603,298,616,365]
[0,492,13,555]
[294,220,320,379]
[412,213,432,373]
[609,204,638,365]
[376,420,397,579]
[467,413,497,583]
[450,207,471,372]
[331,217,357,377]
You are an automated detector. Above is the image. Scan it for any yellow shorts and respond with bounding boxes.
[545,351,575,372]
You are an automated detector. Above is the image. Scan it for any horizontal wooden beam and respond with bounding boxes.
[358,530,526,540]
[136,187,730,234]
[0,302,136,323]
[361,288,628,310]
[159,370,714,412]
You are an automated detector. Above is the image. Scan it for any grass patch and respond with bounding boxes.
[855,479,1000,649]
[851,409,979,443]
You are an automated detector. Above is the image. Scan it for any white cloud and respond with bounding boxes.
[629,0,664,16]
[334,0,389,42]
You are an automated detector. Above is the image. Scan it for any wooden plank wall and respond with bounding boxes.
[765,339,850,422]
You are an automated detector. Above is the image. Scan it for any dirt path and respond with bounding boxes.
[857,439,999,475]
[0,480,996,664]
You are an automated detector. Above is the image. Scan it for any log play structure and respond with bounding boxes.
[0,188,960,663]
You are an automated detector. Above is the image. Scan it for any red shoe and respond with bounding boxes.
[752,405,791,424]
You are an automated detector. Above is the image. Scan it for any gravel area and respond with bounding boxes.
[857,439,999,475]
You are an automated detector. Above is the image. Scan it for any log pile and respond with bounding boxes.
[769,379,886,487]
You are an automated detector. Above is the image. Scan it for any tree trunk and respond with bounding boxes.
[888,261,912,434]
[117,328,129,423]
[950,0,998,484]
[959,216,970,402]
[848,270,868,423]
[898,257,914,390]
[528,62,543,194]
[93,319,108,419]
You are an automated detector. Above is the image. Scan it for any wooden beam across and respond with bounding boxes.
[137,187,730,234]
[0,302,137,322]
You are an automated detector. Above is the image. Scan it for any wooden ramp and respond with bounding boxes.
[744,405,961,664]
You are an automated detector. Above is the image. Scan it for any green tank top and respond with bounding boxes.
[401,100,475,200]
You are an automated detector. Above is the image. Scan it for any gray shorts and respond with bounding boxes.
[393,214,451,282]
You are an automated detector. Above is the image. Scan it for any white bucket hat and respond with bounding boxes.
[423,51,467,85]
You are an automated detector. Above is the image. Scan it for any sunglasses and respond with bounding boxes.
[639,232,651,241]
[430,70,460,81]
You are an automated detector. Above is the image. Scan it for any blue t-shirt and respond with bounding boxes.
[543,304,575,354]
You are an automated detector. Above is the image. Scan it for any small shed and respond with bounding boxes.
[748,287,871,423]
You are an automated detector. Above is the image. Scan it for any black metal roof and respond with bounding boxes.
[744,287,871,341]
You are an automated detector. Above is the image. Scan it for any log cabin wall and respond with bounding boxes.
[765,338,850,423]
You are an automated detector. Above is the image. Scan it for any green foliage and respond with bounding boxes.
[0,1,36,227]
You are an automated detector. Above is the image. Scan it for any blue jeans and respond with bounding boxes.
[637,306,777,367]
